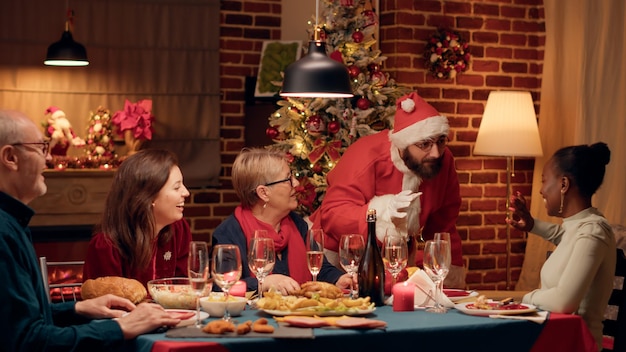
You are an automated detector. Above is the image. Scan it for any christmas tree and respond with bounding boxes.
[84,106,116,159]
[266,0,409,215]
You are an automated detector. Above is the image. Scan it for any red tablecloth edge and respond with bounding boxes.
[152,341,229,352]
[531,312,598,352]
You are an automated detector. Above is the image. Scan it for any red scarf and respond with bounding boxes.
[234,205,311,283]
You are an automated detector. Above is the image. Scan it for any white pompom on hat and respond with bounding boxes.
[389,91,449,149]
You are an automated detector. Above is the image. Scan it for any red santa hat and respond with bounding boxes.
[388,91,449,149]
[45,106,65,119]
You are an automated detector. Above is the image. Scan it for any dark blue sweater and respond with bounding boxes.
[0,192,124,351]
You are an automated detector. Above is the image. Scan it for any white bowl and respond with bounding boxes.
[147,277,212,310]
[199,293,247,317]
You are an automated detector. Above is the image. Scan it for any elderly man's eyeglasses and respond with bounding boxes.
[414,136,449,152]
[11,141,50,155]
[264,172,294,187]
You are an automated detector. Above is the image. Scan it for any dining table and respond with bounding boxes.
[128,290,598,352]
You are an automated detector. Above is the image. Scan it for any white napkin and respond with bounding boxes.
[488,310,548,324]
[407,268,454,308]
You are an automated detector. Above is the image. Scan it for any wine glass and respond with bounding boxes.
[422,239,451,313]
[383,230,408,287]
[306,229,324,281]
[188,241,210,327]
[248,237,275,300]
[339,234,365,299]
[211,244,242,321]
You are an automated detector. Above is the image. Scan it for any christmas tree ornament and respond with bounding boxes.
[306,115,326,135]
[266,126,280,139]
[352,30,364,43]
[371,70,387,86]
[348,65,360,78]
[327,120,341,134]
[367,63,379,73]
[356,97,371,110]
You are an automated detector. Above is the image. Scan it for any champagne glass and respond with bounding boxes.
[248,237,275,300]
[188,241,210,327]
[422,239,451,313]
[383,230,408,287]
[339,234,365,299]
[306,229,324,281]
[211,244,242,321]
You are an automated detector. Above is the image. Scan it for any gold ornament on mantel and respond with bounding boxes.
[112,99,155,156]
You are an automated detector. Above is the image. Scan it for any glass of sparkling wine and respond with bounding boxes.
[383,229,408,286]
[306,229,325,281]
[188,241,210,327]
[211,244,242,321]
[248,236,275,300]
[339,234,365,299]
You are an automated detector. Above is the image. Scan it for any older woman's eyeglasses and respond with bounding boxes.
[264,171,294,187]
[414,135,448,153]
[11,141,50,155]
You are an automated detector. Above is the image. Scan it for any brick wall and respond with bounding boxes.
[187,0,545,290]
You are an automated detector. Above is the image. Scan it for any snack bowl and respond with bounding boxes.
[199,292,247,317]
[147,277,212,310]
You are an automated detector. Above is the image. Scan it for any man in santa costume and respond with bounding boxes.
[309,91,465,288]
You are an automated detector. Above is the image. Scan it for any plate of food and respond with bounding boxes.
[256,286,375,317]
[261,306,375,317]
[455,301,537,316]
[443,289,479,302]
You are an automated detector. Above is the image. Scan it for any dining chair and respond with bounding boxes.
[602,248,626,352]
[39,257,85,303]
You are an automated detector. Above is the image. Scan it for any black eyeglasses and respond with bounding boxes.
[414,135,449,153]
[11,141,50,155]
[264,171,294,187]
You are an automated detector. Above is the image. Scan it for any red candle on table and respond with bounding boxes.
[392,281,415,312]
[230,280,247,297]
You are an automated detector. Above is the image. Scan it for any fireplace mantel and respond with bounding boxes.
[29,169,115,227]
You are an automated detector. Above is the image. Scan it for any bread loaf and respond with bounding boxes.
[81,276,147,304]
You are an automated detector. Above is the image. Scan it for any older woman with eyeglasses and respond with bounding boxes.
[212,148,353,296]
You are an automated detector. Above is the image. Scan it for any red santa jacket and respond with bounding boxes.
[309,130,463,267]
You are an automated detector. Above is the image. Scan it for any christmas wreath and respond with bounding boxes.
[424,28,470,79]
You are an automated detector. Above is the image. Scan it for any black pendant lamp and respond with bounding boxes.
[279,0,353,98]
[44,9,89,67]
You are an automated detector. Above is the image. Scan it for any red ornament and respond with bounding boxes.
[368,63,380,72]
[265,126,279,139]
[312,163,323,173]
[356,98,371,110]
[362,10,377,28]
[306,115,326,135]
[352,31,364,43]
[327,120,341,134]
[371,70,387,85]
[330,50,344,64]
[348,65,360,78]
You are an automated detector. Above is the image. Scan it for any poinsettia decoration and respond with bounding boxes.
[424,28,471,79]
[112,99,154,155]
[112,99,154,140]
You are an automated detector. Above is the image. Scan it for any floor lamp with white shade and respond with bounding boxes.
[473,90,543,290]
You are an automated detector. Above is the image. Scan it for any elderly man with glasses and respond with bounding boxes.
[0,109,182,351]
[310,91,465,288]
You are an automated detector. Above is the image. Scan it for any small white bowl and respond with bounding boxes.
[199,293,247,317]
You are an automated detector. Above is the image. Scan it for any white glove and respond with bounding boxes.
[387,190,420,219]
